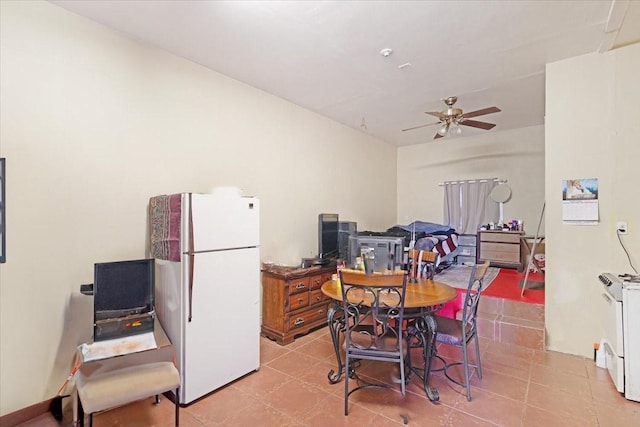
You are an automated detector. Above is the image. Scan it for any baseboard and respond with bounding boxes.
[0,397,54,427]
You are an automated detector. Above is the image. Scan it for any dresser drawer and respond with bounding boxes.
[480,232,521,244]
[481,242,518,252]
[309,274,327,290]
[310,289,324,305]
[288,277,310,294]
[286,305,328,332]
[289,292,310,311]
[480,246,520,262]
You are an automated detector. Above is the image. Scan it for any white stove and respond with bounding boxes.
[599,273,640,402]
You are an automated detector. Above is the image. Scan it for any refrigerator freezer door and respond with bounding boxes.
[181,246,260,404]
[185,194,260,252]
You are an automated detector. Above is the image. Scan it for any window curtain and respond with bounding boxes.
[443,180,498,234]
[462,180,496,233]
[443,182,462,231]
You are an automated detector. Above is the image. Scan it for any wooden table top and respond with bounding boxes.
[321,278,457,309]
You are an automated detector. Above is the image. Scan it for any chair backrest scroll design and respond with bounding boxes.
[339,270,408,351]
[461,262,490,341]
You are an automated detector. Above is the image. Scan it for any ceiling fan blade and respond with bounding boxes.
[402,121,440,132]
[425,111,446,119]
[460,106,501,119]
[434,133,444,139]
[459,119,496,130]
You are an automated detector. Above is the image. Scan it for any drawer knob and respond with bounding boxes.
[296,283,306,290]
[298,297,304,303]
[294,317,305,325]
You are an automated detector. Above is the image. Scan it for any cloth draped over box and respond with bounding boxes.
[415,234,459,258]
[149,194,182,262]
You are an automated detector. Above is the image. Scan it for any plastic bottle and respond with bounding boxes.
[595,339,606,368]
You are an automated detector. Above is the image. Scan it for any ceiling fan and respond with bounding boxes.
[402,96,501,139]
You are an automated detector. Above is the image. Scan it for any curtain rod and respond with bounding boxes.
[438,178,506,186]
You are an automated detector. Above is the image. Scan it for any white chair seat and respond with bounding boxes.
[76,361,179,414]
[76,360,180,427]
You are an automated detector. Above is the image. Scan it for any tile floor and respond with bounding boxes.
[20,326,639,427]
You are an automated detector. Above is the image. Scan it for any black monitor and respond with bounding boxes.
[338,221,357,260]
[348,235,404,271]
[93,258,155,321]
[318,213,339,260]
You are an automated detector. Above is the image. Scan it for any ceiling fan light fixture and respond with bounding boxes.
[403,96,500,140]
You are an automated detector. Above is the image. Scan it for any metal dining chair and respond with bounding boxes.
[433,261,490,401]
[338,269,408,416]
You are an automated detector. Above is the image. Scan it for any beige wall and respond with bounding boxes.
[397,126,545,234]
[0,1,397,415]
[545,43,640,356]
[4,0,637,417]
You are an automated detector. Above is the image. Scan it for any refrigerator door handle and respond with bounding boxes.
[188,193,195,322]
[188,253,195,322]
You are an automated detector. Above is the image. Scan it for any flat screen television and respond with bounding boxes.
[318,213,339,261]
[93,258,155,321]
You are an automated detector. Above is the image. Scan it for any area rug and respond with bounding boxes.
[434,264,500,290]
[432,265,499,319]
[482,268,545,304]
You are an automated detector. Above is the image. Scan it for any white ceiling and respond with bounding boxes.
[50,0,640,147]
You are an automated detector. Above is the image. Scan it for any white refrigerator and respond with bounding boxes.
[150,192,260,404]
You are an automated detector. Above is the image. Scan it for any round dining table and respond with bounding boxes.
[321,277,457,308]
[321,276,457,402]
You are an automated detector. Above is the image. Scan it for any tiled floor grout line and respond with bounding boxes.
[19,324,640,426]
[586,370,603,427]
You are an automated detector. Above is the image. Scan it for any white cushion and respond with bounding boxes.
[76,361,179,414]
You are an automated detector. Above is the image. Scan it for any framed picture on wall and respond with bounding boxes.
[1,158,5,263]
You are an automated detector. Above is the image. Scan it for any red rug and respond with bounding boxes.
[482,268,545,304]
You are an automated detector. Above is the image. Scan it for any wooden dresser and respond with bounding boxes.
[261,264,335,345]
[477,230,524,271]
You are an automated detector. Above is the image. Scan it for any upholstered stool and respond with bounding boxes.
[76,361,180,427]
